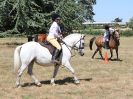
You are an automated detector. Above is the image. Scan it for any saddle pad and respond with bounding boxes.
[39,42,55,55]
[39,42,63,64]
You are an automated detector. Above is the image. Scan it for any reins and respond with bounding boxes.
[61,37,83,57]
[61,41,76,57]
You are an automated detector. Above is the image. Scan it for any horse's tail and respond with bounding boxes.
[89,37,96,50]
[34,34,38,42]
[14,45,22,73]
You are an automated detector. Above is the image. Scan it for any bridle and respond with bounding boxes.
[73,38,84,50]
[62,36,84,57]
[112,30,120,40]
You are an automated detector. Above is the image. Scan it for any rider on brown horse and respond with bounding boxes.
[103,25,115,49]
[89,24,120,60]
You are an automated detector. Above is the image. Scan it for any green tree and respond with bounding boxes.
[0,0,96,36]
[113,17,123,22]
[128,17,133,30]
[0,0,52,35]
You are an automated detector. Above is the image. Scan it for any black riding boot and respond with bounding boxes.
[104,41,109,49]
[52,49,61,64]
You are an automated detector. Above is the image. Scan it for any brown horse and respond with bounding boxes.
[34,33,47,42]
[34,31,67,42]
[89,30,120,60]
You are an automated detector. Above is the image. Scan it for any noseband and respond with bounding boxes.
[72,38,84,50]
[62,36,84,57]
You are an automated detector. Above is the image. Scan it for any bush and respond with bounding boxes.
[81,28,133,37]
[120,30,133,37]
[81,28,103,35]
[0,32,25,38]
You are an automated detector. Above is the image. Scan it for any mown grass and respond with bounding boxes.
[0,36,133,99]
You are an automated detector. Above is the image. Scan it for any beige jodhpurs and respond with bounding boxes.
[47,36,61,50]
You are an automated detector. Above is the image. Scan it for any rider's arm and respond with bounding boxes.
[54,25,63,39]
[109,28,115,33]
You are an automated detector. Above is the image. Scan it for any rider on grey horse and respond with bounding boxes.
[46,13,63,64]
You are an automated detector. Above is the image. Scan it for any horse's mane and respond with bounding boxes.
[63,33,83,40]
[110,31,116,39]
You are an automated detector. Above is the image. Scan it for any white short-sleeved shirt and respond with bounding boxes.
[104,28,115,41]
[48,22,61,38]
[109,28,115,33]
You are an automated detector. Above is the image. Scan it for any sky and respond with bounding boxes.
[93,0,133,22]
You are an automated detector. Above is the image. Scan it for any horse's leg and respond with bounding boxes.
[16,64,27,88]
[99,47,104,59]
[50,64,60,85]
[109,48,113,60]
[27,62,41,87]
[92,47,99,59]
[115,47,119,60]
[64,61,80,84]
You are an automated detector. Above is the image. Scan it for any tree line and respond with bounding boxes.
[0,0,96,37]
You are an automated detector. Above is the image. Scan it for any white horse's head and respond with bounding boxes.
[63,33,85,56]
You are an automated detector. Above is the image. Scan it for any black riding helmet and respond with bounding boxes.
[104,24,110,30]
[51,13,60,21]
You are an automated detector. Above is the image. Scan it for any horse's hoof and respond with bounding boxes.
[15,85,21,88]
[36,82,42,87]
[74,80,80,85]
[51,83,56,86]
[117,58,120,60]
[92,57,94,59]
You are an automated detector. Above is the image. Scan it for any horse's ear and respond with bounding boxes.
[116,29,120,33]
[81,34,86,39]
[115,27,120,32]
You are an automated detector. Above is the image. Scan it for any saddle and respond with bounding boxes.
[39,41,62,64]
[39,41,56,55]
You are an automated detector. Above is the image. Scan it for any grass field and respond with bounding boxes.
[0,36,133,99]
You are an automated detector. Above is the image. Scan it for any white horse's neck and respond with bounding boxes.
[63,33,81,47]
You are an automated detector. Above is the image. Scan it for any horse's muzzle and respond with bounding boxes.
[80,52,84,56]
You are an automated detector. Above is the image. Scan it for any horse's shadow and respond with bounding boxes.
[95,58,123,61]
[109,58,123,61]
[21,77,92,87]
